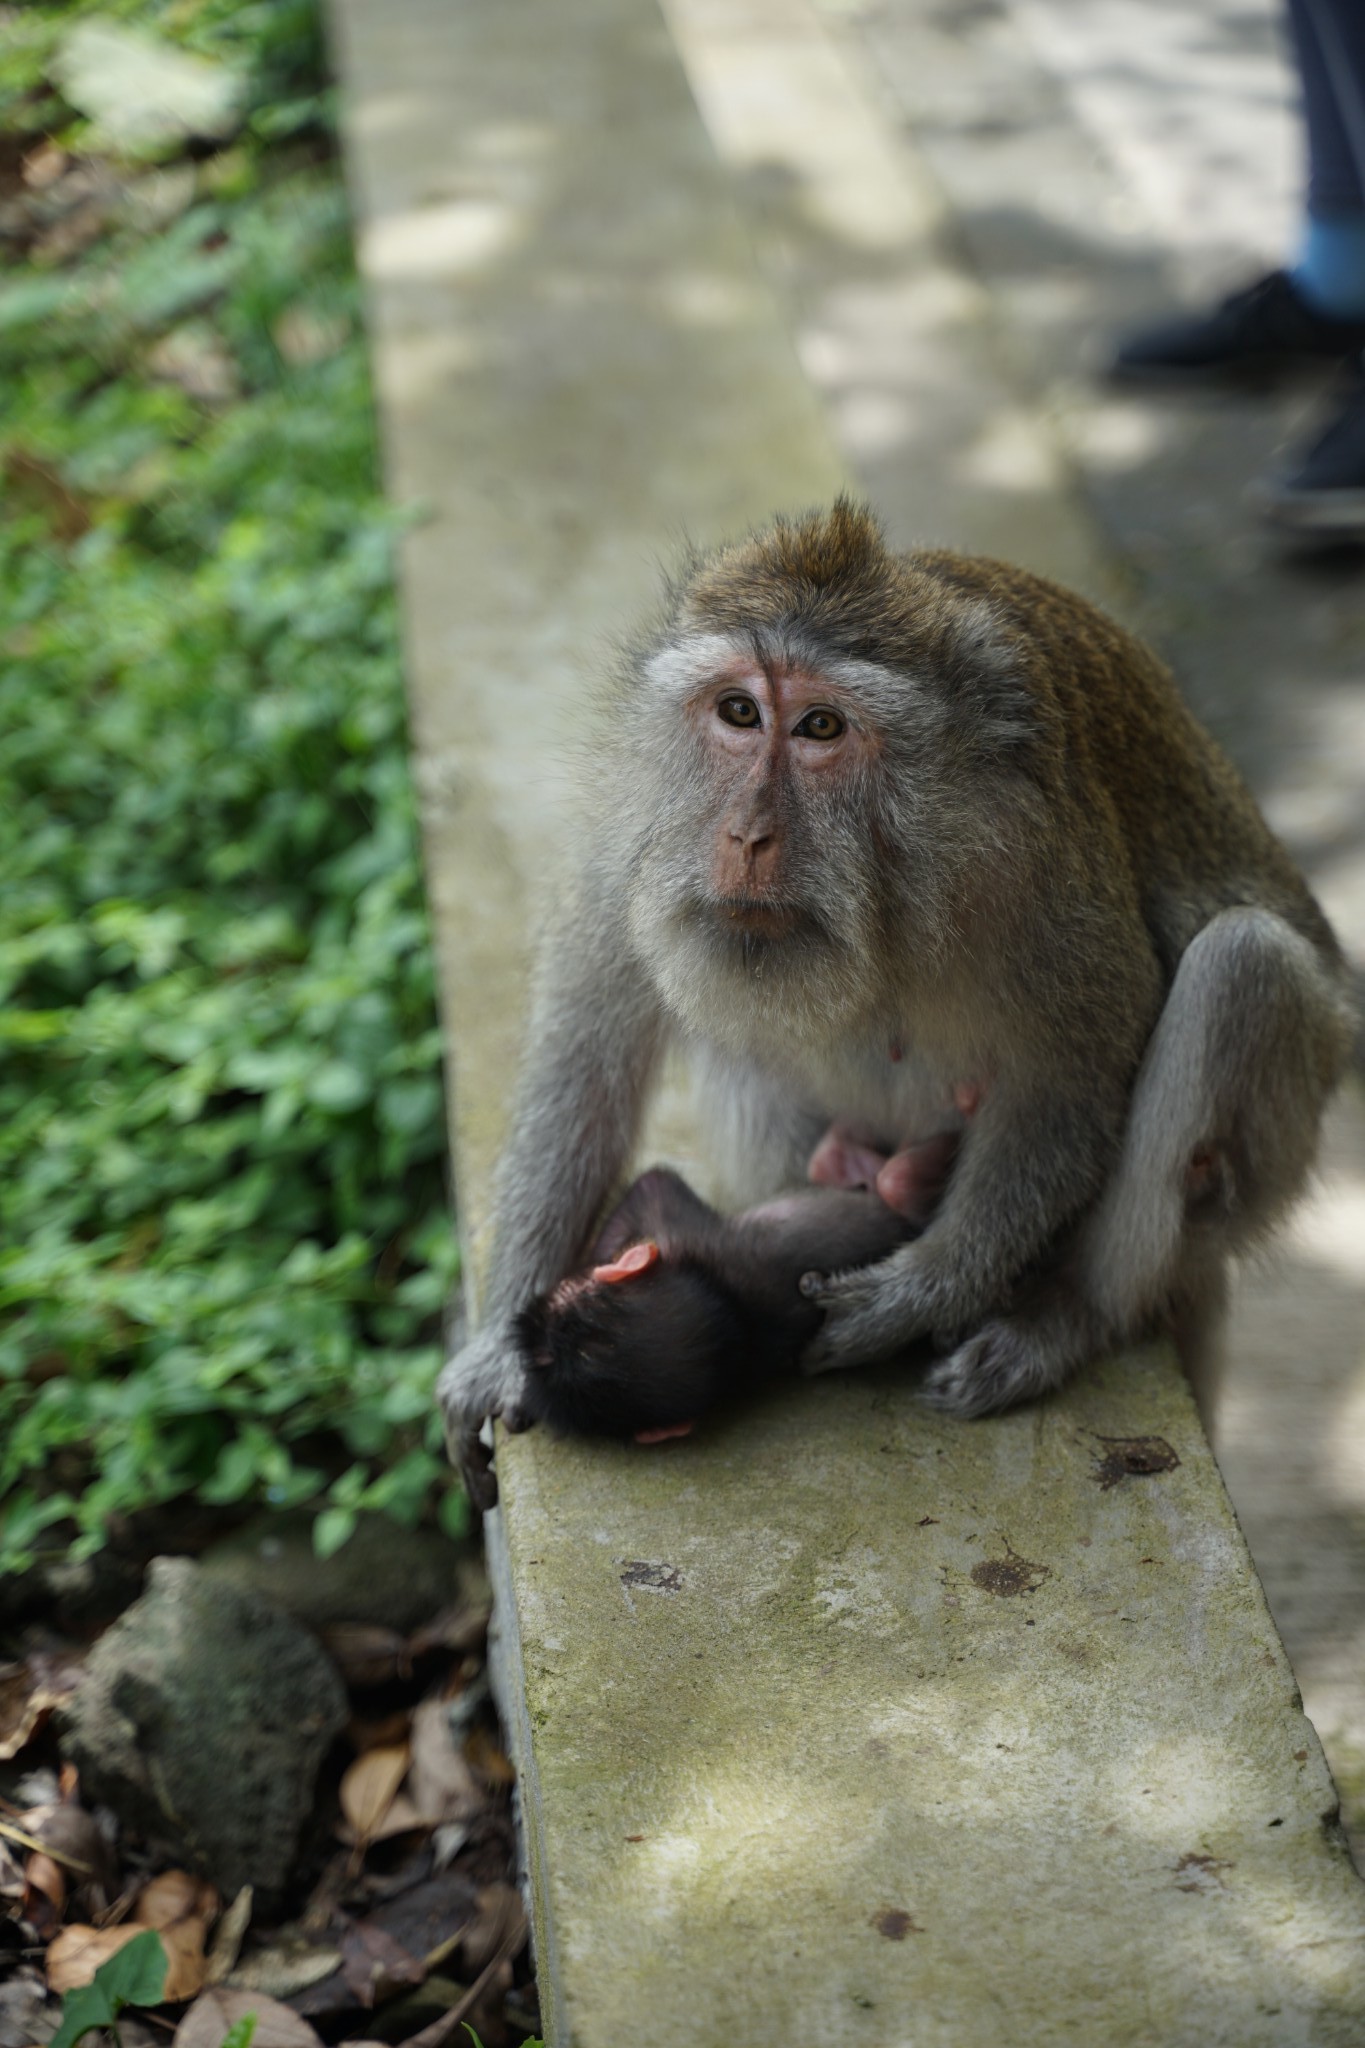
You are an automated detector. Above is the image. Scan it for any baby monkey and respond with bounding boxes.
[515,1136,956,1442]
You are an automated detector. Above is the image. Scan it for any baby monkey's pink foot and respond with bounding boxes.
[807,1118,968,1226]
[874,1130,961,1224]
[807,1124,889,1193]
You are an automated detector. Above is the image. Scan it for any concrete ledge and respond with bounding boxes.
[329,0,1365,2037]
[489,1352,1365,2044]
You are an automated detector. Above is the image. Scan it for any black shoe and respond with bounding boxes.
[1109,270,1365,386]
[1250,374,1365,532]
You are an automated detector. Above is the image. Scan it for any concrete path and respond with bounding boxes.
[329,0,1365,2035]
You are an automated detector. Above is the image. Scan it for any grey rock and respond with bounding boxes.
[60,1557,346,1899]
[200,1510,477,1636]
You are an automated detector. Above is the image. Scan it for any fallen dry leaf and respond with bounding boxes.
[337,1791,427,1849]
[408,1698,483,1827]
[460,1883,526,1977]
[430,1821,470,1871]
[136,1869,218,1930]
[23,1851,65,1934]
[339,1919,426,2009]
[0,1652,83,1762]
[47,1922,150,1994]
[348,1709,413,1753]
[398,1908,523,2048]
[463,1726,515,1789]
[47,1871,217,1998]
[33,1801,105,1872]
[156,1917,210,2003]
[22,141,70,189]
[322,1624,411,1689]
[339,1743,411,1846]
[112,1870,217,2002]
[0,1662,38,1759]
[204,1885,253,1985]
[407,1601,491,1660]
[225,1937,343,2001]
[174,1988,321,2048]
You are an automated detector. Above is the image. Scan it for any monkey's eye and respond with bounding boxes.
[794,708,845,741]
[717,694,761,729]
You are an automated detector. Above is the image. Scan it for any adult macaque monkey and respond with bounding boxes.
[440,499,1355,1507]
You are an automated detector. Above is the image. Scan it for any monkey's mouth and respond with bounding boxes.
[705,895,803,938]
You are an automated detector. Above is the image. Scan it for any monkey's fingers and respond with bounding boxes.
[456,1424,499,1513]
[800,1263,928,1373]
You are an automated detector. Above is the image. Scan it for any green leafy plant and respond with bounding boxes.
[219,2017,260,2048]
[48,1930,168,2048]
[0,0,464,1573]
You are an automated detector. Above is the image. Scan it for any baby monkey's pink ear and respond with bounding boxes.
[590,1240,661,1285]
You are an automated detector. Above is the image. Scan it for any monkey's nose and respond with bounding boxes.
[732,826,777,878]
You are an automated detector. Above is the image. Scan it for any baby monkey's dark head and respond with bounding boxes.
[515,1240,746,1442]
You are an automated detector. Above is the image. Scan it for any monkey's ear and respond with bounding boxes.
[590,1240,661,1285]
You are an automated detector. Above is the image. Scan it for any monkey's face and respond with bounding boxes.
[621,633,907,1050]
[605,502,1054,1062]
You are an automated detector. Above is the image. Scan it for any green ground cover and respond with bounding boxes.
[0,0,464,1574]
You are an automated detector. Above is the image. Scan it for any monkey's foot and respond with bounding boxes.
[922,1317,1074,1418]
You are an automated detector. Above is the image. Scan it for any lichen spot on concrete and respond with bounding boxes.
[1091,1434,1180,1490]
[970,1546,1050,1597]
[872,1907,921,1939]
[618,1560,682,1593]
[1172,1852,1232,1893]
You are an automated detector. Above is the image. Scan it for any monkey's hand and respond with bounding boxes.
[436,1326,532,1513]
[798,1245,936,1374]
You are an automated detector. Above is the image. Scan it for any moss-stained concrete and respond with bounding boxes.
[329,0,1365,2035]
[491,1351,1365,2044]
